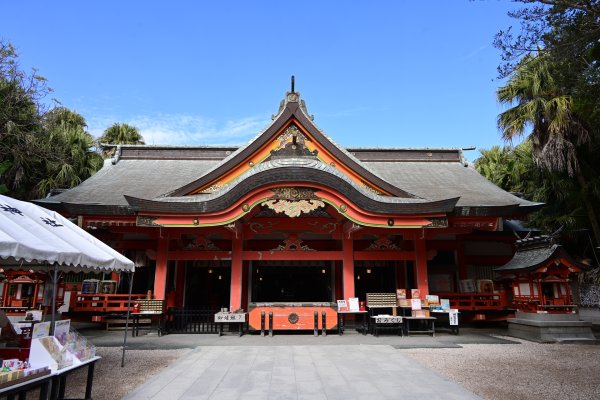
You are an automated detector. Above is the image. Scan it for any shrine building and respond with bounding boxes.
[37,87,542,330]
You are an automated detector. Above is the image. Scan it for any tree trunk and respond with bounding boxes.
[575,167,600,245]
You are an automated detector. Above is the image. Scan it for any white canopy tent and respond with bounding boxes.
[0,194,134,272]
[0,194,135,366]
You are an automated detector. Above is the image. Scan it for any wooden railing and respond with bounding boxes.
[434,292,507,311]
[513,296,576,313]
[164,308,218,334]
[71,294,146,313]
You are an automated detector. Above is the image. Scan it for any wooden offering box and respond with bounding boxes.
[248,303,337,331]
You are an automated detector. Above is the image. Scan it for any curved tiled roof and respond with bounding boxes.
[125,157,459,215]
[37,90,542,218]
[495,237,589,272]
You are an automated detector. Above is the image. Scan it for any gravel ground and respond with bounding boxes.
[63,347,191,400]
[59,338,600,400]
[402,337,600,400]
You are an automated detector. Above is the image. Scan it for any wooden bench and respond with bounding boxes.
[137,299,165,314]
[366,293,400,335]
[132,299,166,336]
[104,315,151,331]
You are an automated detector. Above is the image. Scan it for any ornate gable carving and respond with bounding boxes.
[183,235,220,251]
[271,235,315,251]
[366,237,401,251]
[262,187,325,218]
[270,125,318,159]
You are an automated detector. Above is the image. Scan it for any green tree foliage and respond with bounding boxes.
[98,122,144,158]
[494,1,600,79]
[475,141,595,234]
[494,1,600,245]
[0,40,103,200]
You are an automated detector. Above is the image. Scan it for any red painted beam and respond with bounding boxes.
[242,251,342,261]
[353,251,414,260]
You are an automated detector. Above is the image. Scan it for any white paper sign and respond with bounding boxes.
[449,309,459,326]
[32,321,51,339]
[411,298,422,310]
[214,312,246,322]
[53,320,71,344]
[374,315,403,324]
[348,297,359,312]
[337,300,348,311]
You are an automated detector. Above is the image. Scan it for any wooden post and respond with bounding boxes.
[230,232,243,311]
[153,235,169,300]
[342,235,355,300]
[414,237,429,296]
[456,242,468,281]
[174,260,186,307]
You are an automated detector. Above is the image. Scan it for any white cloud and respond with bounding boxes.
[87,113,269,146]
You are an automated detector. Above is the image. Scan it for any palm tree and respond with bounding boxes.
[44,107,87,130]
[497,53,600,243]
[98,122,144,156]
[36,123,103,195]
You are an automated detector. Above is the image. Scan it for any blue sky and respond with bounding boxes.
[3,1,523,161]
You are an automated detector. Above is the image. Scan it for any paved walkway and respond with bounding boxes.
[124,344,480,400]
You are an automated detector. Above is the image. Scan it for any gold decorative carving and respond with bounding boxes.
[199,181,225,194]
[339,204,347,213]
[261,187,325,218]
[366,238,401,251]
[137,216,162,227]
[361,180,382,195]
[242,203,250,212]
[271,235,315,251]
[271,187,319,200]
[184,235,220,251]
[263,199,325,218]
[427,217,449,228]
[276,125,309,150]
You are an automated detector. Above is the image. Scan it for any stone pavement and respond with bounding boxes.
[123,344,481,400]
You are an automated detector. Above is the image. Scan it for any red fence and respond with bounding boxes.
[434,292,507,311]
[71,294,146,313]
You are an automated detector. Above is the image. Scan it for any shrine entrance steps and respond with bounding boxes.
[507,311,597,343]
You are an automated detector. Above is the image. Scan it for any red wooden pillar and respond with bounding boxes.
[175,260,186,307]
[414,237,429,296]
[2,281,8,306]
[230,233,243,311]
[153,235,169,300]
[342,235,355,299]
[456,242,468,281]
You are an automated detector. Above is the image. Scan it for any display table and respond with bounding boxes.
[131,311,163,337]
[50,356,100,400]
[0,358,100,400]
[370,315,403,336]
[403,316,436,336]
[337,311,368,335]
[214,312,247,336]
[0,369,52,399]
[430,310,459,334]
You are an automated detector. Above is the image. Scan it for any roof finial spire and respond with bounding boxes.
[291,75,295,93]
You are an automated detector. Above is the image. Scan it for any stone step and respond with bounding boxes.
[554,337,600,345]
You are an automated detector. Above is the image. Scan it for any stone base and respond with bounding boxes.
[508,311,596,343]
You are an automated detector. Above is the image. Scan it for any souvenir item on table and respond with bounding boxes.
[411,289,421,299]
[348,297,360,312]
[337,300,348,312]
[38,336,73,369]
[396,289,407,300]
[411,298,422,310]
[426,295,440,305]
[441,299,451,310]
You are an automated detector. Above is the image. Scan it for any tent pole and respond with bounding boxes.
[121,271,135,368]
[50,263,58,335]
